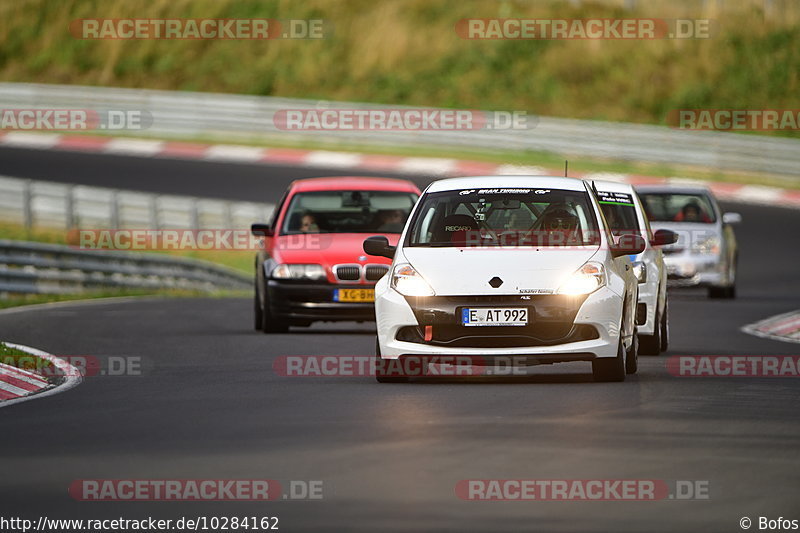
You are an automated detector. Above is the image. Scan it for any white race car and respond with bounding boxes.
[590,180,677,355]
[363,176,645,383]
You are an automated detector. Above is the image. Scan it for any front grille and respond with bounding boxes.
[334,265,361,281]
[396,324,599,348]
[365,265,389,281]
[662,247,684,255]
[445,295,529,304]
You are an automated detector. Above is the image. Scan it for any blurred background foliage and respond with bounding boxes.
[0,0,797,132]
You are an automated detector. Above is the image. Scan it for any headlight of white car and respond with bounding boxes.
[391,263,435,297]
[271,264,326,281]
[632,261,647,283]
[692,236,720,255]
[558,262,606,295]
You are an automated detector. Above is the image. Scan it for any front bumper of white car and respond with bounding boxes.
[376,285,623,362]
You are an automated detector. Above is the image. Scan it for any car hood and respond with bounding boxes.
[401,246,600,295]
[273,233,399,266]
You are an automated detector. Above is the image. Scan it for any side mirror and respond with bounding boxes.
[611,234,646,257]
[722,212,742,225]
[251,223,273,237]
[363,236,396,259]
[651,229,678,246]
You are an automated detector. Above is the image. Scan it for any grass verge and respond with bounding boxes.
[0,288,249,311]
[0,222,254,274]
[0,341,59,387]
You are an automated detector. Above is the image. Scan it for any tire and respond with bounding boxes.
[708,285,735,299]
[625,330,638,375]
[638,307,661,356]
[259,271,289,334]
[592,336,626,382]
[254,285,263,331]
[659,298,669,353]
[375,338,408,383]
[709,257,737,299]
[639,289,664,356]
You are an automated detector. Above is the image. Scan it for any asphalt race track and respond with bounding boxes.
[1,147,799,532]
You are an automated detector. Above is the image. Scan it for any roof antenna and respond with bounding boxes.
[564,160,569,177]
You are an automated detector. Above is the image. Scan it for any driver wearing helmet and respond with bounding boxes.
[534,203,580,245]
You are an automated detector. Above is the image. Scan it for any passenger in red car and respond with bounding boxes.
[299,213,320,233]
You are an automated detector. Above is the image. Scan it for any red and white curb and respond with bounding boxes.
[742,311,800,344]
[0,342,82,408]
[2,131,800,209]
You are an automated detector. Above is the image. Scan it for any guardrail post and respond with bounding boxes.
[66,185,76,229]
[223,202,233,229]
[111,191,120,228]
[190,199,200,230]
[150,196,159,230]
[23,179,33,229]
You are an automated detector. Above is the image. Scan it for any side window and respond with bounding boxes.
[588,189,614,244]
[415,206,437,244]
[633,192,653,241]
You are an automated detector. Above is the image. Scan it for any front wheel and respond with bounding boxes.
[253,286,263,331]
[625,331,638,375]
[709,257,737,299]
[639,307,661,356]
[659,299,670,353]
[258,272,289,334]
[592,337,626,382]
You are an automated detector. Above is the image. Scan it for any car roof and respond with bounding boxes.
[290,176,420,193]
[635,183,713,195]
[589,179,635,194]
[426,176,588,193]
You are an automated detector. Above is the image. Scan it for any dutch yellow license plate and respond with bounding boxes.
[335,288,375,302]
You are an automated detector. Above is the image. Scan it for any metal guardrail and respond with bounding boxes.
[0,174,269,295]
[2,82,800,178]
[0,240,250,294]
[0,175,273,231]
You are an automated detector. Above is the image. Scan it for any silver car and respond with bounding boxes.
[635,185,740,299]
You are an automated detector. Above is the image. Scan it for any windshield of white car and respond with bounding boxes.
[406,188,601,247]
[597,191,641,236]
[281,191,417,234]
[638,192,717,224]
